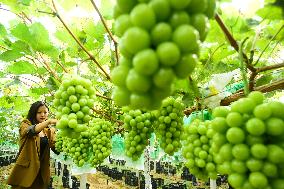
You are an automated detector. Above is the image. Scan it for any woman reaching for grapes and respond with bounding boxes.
[7,101,58,189]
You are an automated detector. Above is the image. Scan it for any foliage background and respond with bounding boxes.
[0,0,283,144]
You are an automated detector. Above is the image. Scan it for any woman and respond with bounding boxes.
[7,101,58,189]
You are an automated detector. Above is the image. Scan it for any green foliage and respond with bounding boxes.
[0,50,24,61]
[57,0,94,11]
[264,0,276,3]
[101,0,114,19]
[19,0,32,6]
[0,23,7,37]
[11,23,33,43]
[6,61,37,74]
[0,0,283,144]
[30,87,50,95]
[256,5,283,20]
[11,40,32,55]
[256,74,274,87]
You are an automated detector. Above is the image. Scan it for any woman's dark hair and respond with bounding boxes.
[27,101,49,125]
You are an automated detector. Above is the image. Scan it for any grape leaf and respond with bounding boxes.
[41,46,60,60]
[30,87,49,95]
[55,29,74,44]
[11,23,33,43]
[264,0,276,4]
[19,0,31,6]
[6,61,37,74]
[0,24,7,37]
[65,61,77,67]
[101,0,113,19]
[46,76,60,90]
[37,67,48,75]
[172,79,190,93]
[256,74,274,87]
[256,6,282,20]
[29,22,52,50]
[11,40,32,55]
[182,92,195,107]
[0,50,24,62]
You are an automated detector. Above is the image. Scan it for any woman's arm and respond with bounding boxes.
[34,119,57,133]
[20,119,57,138]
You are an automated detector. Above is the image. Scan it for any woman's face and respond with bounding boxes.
[36,105,49,123]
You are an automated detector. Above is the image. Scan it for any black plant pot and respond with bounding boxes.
[62,175,69,188]
[139,179,145,189]
[125,174,138,186]
[181,167,193,181]
[122,169,131,178]
[72,175,79,189]
[156,163,163,174]
[169,166,177,175]
[86,183,90,189]
[48,177,53,189]
[112,169,123,180]
[0,156,3,166]
[63,167,69,177]
[129,177,139,186]
[150,161,154,171]
[151,177,164,189]
[57,162,62,176]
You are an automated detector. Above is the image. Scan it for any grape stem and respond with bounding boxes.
[239,38,250,96]
[95,93,112,100]
[25,54,61,83]
[51,0,111,81]
[0,7,29,24]
[220,78,284,105]
[25,56,48,83]
[92,107,123,127]
[254,24,284,66]
[214,14,256,73]
[89,0,119,65]
[56,60,68,73]
[38,53,62,82]
[215,13,283,93]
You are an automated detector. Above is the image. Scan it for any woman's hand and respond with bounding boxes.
[34,119,58,133]
[48,119,57,126]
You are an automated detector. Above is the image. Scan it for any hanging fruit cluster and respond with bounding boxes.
[181,119,218,180]
[111,0,216,110]
[53,75,96,137]
[153,97,184,155]
[211,91,284,189]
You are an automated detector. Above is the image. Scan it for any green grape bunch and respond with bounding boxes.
[181,119,217,180]
[54,131,64,154]
[67,132,91,167]
[89,118,114,167]
[53,75,96,137]
[211,91,284,189]
[111,0,216,110]
[153,97,184,155]
[61,136,72,155]
[123,109,154,161]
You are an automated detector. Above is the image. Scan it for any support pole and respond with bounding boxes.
[210,179,217,189]
[144,146,152,189]
[80,173,87,189]
[68,164,72,188]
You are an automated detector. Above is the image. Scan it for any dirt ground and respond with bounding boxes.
[1,164,138,189]
[1,163,228,189]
